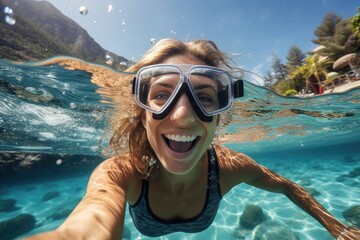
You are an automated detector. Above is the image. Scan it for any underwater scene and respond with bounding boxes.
[0,58,359,239]
[1,0,360,239]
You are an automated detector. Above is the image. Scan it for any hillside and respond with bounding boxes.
[0,0,128,67]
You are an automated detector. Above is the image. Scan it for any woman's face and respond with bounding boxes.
[141,54,218,175]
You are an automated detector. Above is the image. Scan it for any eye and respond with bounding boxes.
[148,92,171,107]
[197,94,216,106]
[153,93,170,100]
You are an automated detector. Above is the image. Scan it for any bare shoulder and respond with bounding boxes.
[213,144,265,195]
[87,153,140,194]
[214,144,258,170]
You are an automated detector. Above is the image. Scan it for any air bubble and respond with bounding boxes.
[108,5,114,13]
[4,6,13,14]
[5,15,16,25]
[90,146,98,152]
[79,6,88,15]
[70,102,77,109]
[150,38,157,45]
[56,159,63,165]
[4,6,15,25]
[106,54,113,65]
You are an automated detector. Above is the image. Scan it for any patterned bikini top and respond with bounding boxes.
[128,146,222,237]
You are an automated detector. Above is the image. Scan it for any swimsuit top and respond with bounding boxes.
[128,146,222,237]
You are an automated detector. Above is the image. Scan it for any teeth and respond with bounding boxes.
[165,134,197,142]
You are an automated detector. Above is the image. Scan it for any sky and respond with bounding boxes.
[45,0,358,81]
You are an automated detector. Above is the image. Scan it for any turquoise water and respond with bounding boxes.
[0,59,359,239]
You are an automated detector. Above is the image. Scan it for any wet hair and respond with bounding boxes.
[109,38,236,178]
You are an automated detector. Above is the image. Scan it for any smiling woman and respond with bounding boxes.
[24,38,360,240]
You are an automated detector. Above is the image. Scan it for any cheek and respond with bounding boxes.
[142,112,158,145]
[141,111,147,129]
[203,117,218,143]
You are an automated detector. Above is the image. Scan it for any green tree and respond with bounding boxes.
[312,12,341,45]
[271,54,288,83]
[286,46,306,92]
[351,7,360,38]
[318,19,354,60]
[286,45,306,69]
[313,12,358,61]
[263,70,275,89]
[270,54,289,95]
[290,54,332,93]
[347,7,360,52]
[273,79,296,95]
[289,64,311,89]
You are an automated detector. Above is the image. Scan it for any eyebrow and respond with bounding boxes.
[150,82,176,89]
[193,84,217,91]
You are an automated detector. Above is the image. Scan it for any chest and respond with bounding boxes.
[147,177,209,221]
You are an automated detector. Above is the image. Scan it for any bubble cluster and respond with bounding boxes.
[4,6,16,25]
[121,19,126,32]
[4,6,12,14]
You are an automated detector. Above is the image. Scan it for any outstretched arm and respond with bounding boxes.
[25,156,133,240]
[216,145,360,240]
[246,167,359,239]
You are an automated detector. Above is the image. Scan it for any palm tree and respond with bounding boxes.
[289,63,310,88]
[289,54,333,94]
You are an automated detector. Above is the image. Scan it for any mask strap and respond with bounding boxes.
[233,80,244,98]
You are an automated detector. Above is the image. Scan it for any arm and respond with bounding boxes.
[247,166,359,239]
[25,156,134,240]
[216,145,360,240]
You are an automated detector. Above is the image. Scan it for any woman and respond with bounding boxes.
[27,39,359,239]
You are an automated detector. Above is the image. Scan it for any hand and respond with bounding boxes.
[337,227,360,240]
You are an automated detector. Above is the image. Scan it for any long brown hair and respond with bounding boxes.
[109,38,236,178]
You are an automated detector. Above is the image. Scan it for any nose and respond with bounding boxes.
[169,93,196,124]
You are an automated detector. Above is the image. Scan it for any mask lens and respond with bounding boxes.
[189,67,231,115]
[135,64,233,117]
[137,65,181,112]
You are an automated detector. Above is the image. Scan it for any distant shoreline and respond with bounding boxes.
[296,80,360,97]
[324,80,360,94]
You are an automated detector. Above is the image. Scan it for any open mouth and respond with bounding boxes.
[163,134,199,153]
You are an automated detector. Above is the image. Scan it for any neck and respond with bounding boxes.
[156,154,208,194]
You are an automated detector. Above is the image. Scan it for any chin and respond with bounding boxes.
[160,160,197,175]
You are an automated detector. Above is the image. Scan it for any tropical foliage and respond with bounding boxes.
[352,7,360,38]
[289,54,333,93]
[267,10,360,96]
